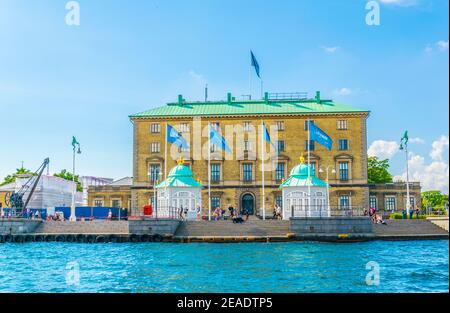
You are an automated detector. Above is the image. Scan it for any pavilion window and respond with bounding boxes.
[243,163,253,182]
[339,162,349,181]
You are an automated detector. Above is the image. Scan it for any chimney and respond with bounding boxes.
[178,94,183,106]
[315,91,321,104]
[227,92,232,105]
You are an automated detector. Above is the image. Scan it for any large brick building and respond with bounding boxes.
[128,91,372,216]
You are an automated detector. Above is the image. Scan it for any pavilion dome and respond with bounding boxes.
[156,159,202,188]
[168,164,194,178]
[289,163,315,177]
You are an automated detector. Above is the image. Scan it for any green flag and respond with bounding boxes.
[72,136,81,154]
[399,131,408,150]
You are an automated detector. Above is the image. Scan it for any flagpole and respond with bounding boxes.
[164,123,168,220]
[405,143,411,218]
[69,145,76,222]
[249,65,252,100]
[261,121,266,220]
[260,79,263,99]
[208,123,212,221]
[307,119,311,217]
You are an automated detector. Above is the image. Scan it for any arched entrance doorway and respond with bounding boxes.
[241,193,255,215]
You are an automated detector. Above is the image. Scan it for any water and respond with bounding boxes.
[0,241,448,293]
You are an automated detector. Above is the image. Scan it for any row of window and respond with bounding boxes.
[149,139,350,154]
[369,196,416,211]
[147,161,351,183]
[93,199,127,208]
[149,120,350,134]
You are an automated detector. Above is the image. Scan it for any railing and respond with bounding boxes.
[289,205,367,218]
[136,206,185,220]
[268,92,308,101]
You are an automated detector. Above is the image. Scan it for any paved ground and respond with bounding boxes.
[373,219,449,239]
[427,217,449,232]
[34,220,129,234]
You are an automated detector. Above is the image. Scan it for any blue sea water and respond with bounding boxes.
[0,240,448,293]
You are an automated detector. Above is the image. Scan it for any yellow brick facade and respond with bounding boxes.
[130,113,370,216]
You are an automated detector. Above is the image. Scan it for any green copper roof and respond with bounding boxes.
[156,164,203,188]
[130,99,368,118]
[280,163,328,188]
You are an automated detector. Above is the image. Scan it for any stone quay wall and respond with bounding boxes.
[0,219,42,235]
[128,218,181,236]
[290,217,373,235]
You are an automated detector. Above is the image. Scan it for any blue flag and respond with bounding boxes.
[250,50,261,78]
[209,124,231,153]
[262,122,277,152]
[167,124,189,149]
[309,121,333,151]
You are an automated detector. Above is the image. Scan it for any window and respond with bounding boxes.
[404,196,416,208]
[310,162,317,176]
[304,120,314,131]
[337,120,348,130]
[178,146,190,153]
[339,162,349,181]
[179,123,189,133]
[243,163,253,182]
[111,199,121,208]
[338,139,349,151]
[149,164,161,183]
[244,140,252,151]
[150,142,160,153]
[277,140,285,152]
[243,121,252,132]
[369,196,377,210]
[210,164,221,183]
[276,195,283,208]
[150,123,160,133]
[94,199,103,207]
[276,121,285,131]
[305,140,315,151]
[275,163,285,181]
[211,122,220,132]
[385,196,396,211]
[211,196,221,209]
[340,195,350,209]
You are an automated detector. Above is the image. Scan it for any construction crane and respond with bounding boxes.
[4,158,50,217]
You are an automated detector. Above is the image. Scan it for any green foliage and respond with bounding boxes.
[389,213,426,220]
[422,191,449,209]
[0,167,34,186]
[368,156,393,184]
[54,169,83,192]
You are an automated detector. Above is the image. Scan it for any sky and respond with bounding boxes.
[0,0,448,193]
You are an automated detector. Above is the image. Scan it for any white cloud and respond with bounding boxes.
[430,135,449,161]
[378,0,418,6]
[409,137,425,144]
[321,46,339,53]
[394,135,449,194]
[437,40,449,52]
[188,70,204,81]
[334,88,352,96]
[368,140,400,160]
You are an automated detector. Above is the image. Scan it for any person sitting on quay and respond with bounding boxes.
[232,214,245,224]
[213,207,222,221]
[376,213,387,225]
[275,205,282,220]
[369,207,376,223]
[228,204,234,219]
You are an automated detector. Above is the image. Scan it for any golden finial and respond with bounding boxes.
[177,157,185,165]
[299,154,305,164]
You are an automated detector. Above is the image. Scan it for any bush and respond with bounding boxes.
[388,213,426,220]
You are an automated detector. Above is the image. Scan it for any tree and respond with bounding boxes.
[54,169,83,192]
[368,156,393,184]
[422,190,449,209]
[0,167,34,186]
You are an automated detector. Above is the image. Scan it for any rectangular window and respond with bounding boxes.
[404,196,416,208]
[276,121,285,131]
[211,197,221,209]
[243,163,253,182]
[178,145,190,153]
[339,162,349,181]
[150,123,161,133]
[211,122,220,132]
[149,164,161,183]
[305,140,315,151]
[337,120,348,130]
[277,140,285,152]
[385,196,396,211]
[243,121,252,132]
[304,120,314,131]
[338,139,349,151]
[340,195,350,209]
[369,196,377,210]
[276,195,283,209]
[275,163,285,181]
[94,199,103,207]
[179,123,189,133]
[111,199,121,208]
[210,164,221,183]
[150,142,161,153]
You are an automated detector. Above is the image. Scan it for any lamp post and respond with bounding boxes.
[69,137,81,222]
[319,166,336,216]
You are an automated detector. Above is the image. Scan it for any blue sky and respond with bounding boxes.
[0,0,448,192]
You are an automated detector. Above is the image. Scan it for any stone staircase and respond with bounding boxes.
[34,220,129,234]
[427,218,449,232]
[174,219,290,238]
[374,219,449,237]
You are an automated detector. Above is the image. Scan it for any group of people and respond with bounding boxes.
[272,204,283,220]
